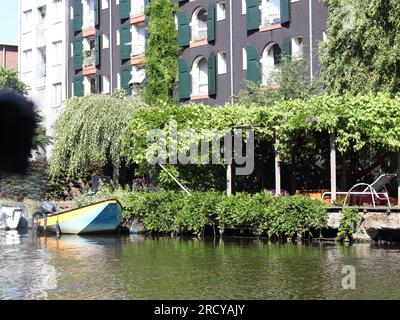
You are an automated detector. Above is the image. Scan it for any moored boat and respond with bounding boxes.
[36,199,122,235]
[0,206,22,230]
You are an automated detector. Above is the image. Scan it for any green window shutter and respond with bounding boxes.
[95,33,101,66]
[280,0,290,24]
[208,52,216,96]
[74,76,84,97]
[96,74,102,93]
[178,58,190,99]
[74,0,83,32]
[207,3,216,42]
[246,0,260,31]
[94,0,100,26]
[120,0,130,20]
[120,24,132,60]
[281,37,291,58]
[73,36,83,70]
[177,11,190,47]
[246,44,260,83]
[121,66,132,95]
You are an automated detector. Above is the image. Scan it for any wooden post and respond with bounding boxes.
[227,164,232,196]
[397,152,400,206]
[330,132,337,203]
[275,139,281,196]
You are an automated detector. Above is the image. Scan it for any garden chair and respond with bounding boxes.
[321,173,397,207]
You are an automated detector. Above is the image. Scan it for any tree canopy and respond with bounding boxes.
[0,67,27,96]
[320,0,400,95]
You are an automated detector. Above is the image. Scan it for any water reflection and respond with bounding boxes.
[1,232,400,300]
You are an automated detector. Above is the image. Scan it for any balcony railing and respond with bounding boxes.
[260,1,281,26]
[84,50,96,68]
[191,27,207,42]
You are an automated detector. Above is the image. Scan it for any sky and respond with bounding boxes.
[0,0,19,43]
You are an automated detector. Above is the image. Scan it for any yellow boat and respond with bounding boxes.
[37,199,122,235]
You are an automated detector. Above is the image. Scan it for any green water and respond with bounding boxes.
[1,230,400,300]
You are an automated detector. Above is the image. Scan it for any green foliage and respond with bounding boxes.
[235,56,321,105]
[117,191,327,238]
[143,0,180,104]
[0,67,27,96]
[321,0,400,95]
[337,208,362,240]
[0,68,50,151]
[123,94,400,172]
[0,161,48,201]
[49,94,147,178]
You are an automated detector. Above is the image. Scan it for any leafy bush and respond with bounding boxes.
[115,191,327,238]
[337,208,362,241]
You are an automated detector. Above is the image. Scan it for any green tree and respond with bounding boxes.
[235,56,320,105]
[0,67,27,95]
[142,0,180,104]
[320,0,400,95]
[0,67,49,151]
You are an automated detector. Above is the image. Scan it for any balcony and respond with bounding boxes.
[36,64,46,87]
[36,23,46,47]
[83,50,97,75]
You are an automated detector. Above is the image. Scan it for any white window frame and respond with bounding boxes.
[53,40,63,66]
[102,33,110,49]
[217,51,227,75]
[191,56,208,96]
[216,1,226,21]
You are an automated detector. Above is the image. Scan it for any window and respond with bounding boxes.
[83,0,96,29]
[90,77,97,93]
[70,5,74,20]
[217,52,227,74]
[53,0,62,22]
[131,0,145,16]
[116,0,120,5]
[53,83,62,106]
[260,0,281,27]
[53,41,62,65]
[117,72,121,89]
[102,75,110,93]
[130,66,145,96]
[131,25,146,56]
[292,36,303,59]
[242,0,246,15]
[242,48,247,70]
[323,31,328,42]
[22,10,32,33]
[191,8,208,42]
[102,33,110,49]
[102,0,109,9]
[191,56,208,96]
[22,50,32,72]
[216,1,226,21]
[116,29,120,45]
[261,43,281,85]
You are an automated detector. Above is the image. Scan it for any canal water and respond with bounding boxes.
[1,230,400,300]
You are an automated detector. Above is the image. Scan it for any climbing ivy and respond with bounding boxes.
[142,0,180,104]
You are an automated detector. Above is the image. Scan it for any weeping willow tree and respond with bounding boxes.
[49,95,146,181]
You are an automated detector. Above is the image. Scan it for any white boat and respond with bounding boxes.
[0,206,22,230]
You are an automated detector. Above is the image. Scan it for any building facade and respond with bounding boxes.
[0,43,19,71]
[66,0,327,105]
[67,0,147,97]
[177,0,328,105]
[19,0,68,148]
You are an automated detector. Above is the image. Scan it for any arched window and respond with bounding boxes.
[261,43,281,85]
[191,7,208,42]
[191,56,208,96]
[260,0,281,27]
